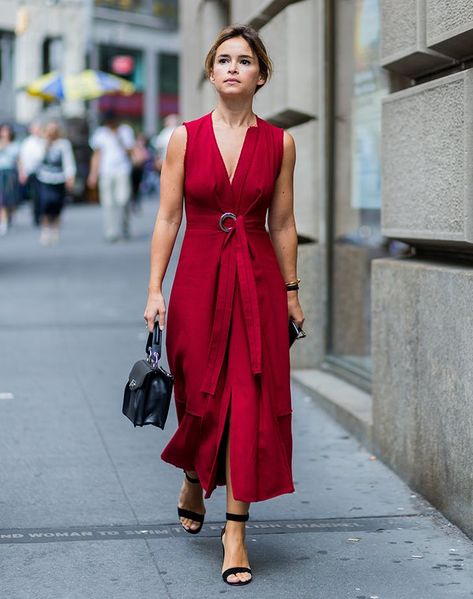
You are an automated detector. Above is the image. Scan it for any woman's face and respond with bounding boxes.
[210,36,265,97]
[45,123,59,141]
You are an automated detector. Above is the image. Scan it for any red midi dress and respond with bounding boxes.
[161,112,295,503]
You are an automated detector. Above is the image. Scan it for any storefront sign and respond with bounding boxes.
[111,55,134,76]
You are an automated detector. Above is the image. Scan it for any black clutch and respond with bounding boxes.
[289,319,306,347]
[122,324,174,428]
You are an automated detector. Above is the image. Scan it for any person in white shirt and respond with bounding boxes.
[151,113,179,174]
[19,120,44,227]
[87,111,135,242]
[36,120,76,245]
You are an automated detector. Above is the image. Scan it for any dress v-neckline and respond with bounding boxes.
[209,111,259,187]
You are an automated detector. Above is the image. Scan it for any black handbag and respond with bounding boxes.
[122,324,174,428]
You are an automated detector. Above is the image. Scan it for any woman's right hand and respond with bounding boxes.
[144,291,166,332]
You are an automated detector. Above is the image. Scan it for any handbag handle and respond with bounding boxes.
[146,323,162,367]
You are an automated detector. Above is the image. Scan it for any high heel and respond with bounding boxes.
[221,512,252,586]
[177,470,205,535]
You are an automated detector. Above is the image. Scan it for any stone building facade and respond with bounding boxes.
[180,0,473,539]
[375,1,473,539]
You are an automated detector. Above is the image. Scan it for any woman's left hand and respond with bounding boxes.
[288,291,304,328]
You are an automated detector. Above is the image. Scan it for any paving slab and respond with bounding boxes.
[0,540,169,599]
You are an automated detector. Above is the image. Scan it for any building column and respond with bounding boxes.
[200,0,227,111]
[63,32,87,118]
[15,30,43,124]
[144,48,158,136]
[88,43,100,132]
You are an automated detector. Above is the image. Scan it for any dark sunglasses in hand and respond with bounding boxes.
[289,319,307,347]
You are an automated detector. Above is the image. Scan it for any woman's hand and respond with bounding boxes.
[144,291,166,332]
[288,291,304,328]
[18,168,27,186]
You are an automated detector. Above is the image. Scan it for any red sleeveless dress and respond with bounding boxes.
[161,112,294,502]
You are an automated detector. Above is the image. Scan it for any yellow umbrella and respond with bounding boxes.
[24,70,135,101]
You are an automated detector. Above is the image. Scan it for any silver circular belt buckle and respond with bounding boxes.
[219,212,237,233]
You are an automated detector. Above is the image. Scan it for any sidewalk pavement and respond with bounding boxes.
[0,200,472,599]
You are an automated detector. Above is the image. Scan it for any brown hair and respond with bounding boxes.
[204,25,273,93]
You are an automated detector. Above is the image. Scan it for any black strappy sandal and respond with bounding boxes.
[177,471,205,535]
[221,512,252,586]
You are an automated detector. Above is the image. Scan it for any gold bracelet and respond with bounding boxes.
[285,278,301,287]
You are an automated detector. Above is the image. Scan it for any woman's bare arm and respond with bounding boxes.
[268,131,304,327]
[87,150,101,189]
[144,125,186,331]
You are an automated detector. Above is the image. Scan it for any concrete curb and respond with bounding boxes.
[292,369,373,452]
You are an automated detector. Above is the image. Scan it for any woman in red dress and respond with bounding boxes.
[144,25,304,586]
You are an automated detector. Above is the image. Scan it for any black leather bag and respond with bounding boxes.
[122,324,174,428]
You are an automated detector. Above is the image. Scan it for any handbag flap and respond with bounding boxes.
[127,359,153,390]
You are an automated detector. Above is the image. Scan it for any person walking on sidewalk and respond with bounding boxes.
[151,113,179,175]
[87,111,135,242]
[19,120,45,228]
[0,123,20,236]
[130,133,151,211]
[144,25,304,587]
[36,120,76,245]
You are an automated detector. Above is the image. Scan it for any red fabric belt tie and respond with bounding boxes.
[197,213,264,395]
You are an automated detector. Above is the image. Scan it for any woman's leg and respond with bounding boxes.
[40,217,50,244]
[48,187,64,243]
[99,174,118,241]
[178,470,205,532]
[0,206,8,235]
[49,215,61,243]
[38,183,50,244]
[222,432,252,583]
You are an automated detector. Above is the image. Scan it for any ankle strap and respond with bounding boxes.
[226,512,249,522]
[184,470,200,484]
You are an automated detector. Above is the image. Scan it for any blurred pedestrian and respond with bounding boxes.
[87,111,135,242]
[36,120,76,245]
[130,133,151,210]
[151,113,179,174]
[0,123,20,236]
[19,120,44,227]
